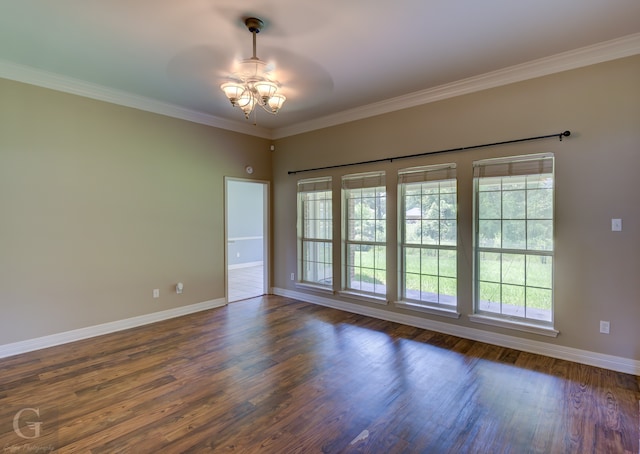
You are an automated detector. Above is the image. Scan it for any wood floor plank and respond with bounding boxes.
[0,295,637,453]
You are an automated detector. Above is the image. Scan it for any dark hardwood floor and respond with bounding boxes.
[0,295,638,453]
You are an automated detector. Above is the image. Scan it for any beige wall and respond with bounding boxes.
[272,55,640,361]
[0,78,271,345]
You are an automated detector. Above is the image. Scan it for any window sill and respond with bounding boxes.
[337,290,388,305]
[295,282,334,294]
[394,301,461,319]
[468,314,559,338]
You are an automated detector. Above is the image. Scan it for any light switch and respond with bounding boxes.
[611,218,622,232]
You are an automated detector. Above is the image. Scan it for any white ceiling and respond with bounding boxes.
[1,1,639,138]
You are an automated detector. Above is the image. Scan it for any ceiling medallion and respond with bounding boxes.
[220,17,286,120]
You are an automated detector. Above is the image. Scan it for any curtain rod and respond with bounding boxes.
[287,130,571,175]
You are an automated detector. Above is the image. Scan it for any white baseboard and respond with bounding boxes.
[0,298,227,359]
[273,287,640,376]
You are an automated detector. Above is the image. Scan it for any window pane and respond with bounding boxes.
[478,191,501,219]
[421,274,438,300]
[422,194,439,219]
[375,220,386,242]
[302,241,332,284]
[421,248,438,275]
[479,281,501,312]
[502,220,526,249]
[439,249,456,278]
[526,255,552,289]
[405,247,420,273]
[405,220,420,244]
[348,244,361,268]
[479,252,501,282]
[320,220,331,239]
[404,271,420,300]
[527,188,553,219]
[440,220,456,246]
[440,194,456,219]
[374,246,386,271]
[502,284,525,314]
[503,190,525,219]
[360,220,376,242]
[439,277,457,305]
[421,220,440,245]
[374,269,387,293]
[405,194,421,211]
[526,287,552,321]
[479,220,501,248]
[347,266,359,289]
[527,220,553,251]
[502,253,525,285]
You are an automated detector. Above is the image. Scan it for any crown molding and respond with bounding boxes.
[272,32,640,139]
[1,33,638,141]
[0,60,272,139]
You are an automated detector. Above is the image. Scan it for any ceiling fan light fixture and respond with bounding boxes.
[220,17,286,120]
[254,80,278,103]
[239,93,257,119]
[267,93,286,113]
[220,82,245,106]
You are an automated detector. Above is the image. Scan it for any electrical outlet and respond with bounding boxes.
[290,273,295,281]
[599,320,610,334]
[153,289,160,298]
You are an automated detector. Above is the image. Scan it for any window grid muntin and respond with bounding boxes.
[401,178,457,307]
[299,186,333,286]
[475,172,554,324]
[344,185,387,296]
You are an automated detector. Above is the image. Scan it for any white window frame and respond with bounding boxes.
[297,177,333,289]
[396,164,458,317]
[470,153,558,336]
[341,171,387,301]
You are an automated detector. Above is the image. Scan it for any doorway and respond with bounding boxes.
[225,178,269,302]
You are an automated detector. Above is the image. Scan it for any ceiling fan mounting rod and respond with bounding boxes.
[245,17,264,60]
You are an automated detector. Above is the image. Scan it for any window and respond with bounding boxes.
[473,154,554,326]
[297,177,332,287]
[342,172,386,297]
[399,164,457,310]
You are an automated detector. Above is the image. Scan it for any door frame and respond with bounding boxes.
[224,177,270,302]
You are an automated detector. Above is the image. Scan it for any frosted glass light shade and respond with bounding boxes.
[254,81,278,102]
[220,83,245,105]
[267,93,286,112]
